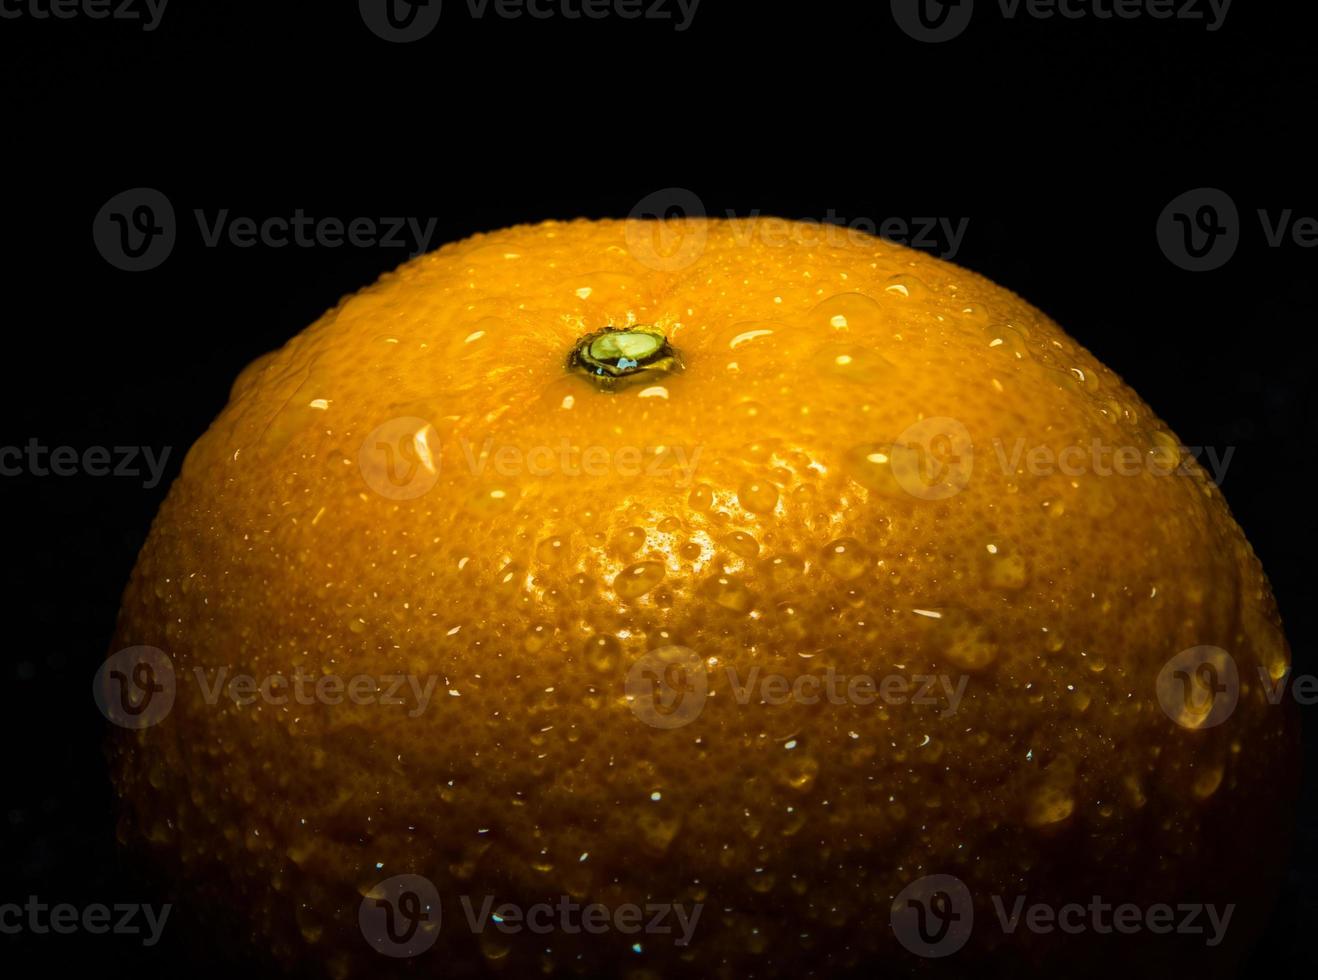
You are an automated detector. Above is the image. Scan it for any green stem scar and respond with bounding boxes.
[568,326,682,391]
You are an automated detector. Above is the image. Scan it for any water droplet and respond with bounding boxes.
[810,343,892,384]
[584,634,620,672]
[699,575,754,612]
[1025,756,1076,828]
[917,606,999,671]
[821,538,868,581]
[479,932,511,962]
[614,561,665,599]
[738,480,779,514]
[810,292,883,335]
[762,553,805,587]
[1025,783,1076,828]
[466,484,518,516]
[636,811,683,854]
[724,531,760,558]
[1192,764,1224,800]
[524,623,552,653]
[614,526,647,556]
[982,540,1030,590]
[777,753,819,792]
[535,534,571,566]
[1245,606,1290,682]
[884,273,930,300]
[688,484,714,511]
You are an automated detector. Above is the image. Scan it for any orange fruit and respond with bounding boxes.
[106,218,1296,978]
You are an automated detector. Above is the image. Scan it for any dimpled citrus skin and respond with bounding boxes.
[109,218,1295,978]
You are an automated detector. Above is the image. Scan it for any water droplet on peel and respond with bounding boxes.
[479,932,511,962]
[917,606,999,671]
[614,527,647,556]
[636,811,683,854]
[776,753,819,792]
[536,535,571,566]
[810,292,884,335]
[1192,764,1225,800]
[466,484,519,516]
[1025,756,1076,828]
[884,273,930,300]
[699,575,755,612]
[738,480,779,514]
[614,561,665,599]
[1025,783,1076,828]
[821,538,868,581]
[762,553,805,586]
[1149,429,1182,473]
[982,540,1030,590]
[584,634,620,671]
[810,343,892,384]
[1245,606,1291,682]
[725,531,760,558]
[524,623,552,653]
[843,442,920,499]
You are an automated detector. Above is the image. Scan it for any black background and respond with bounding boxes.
[2,1,1315,976]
